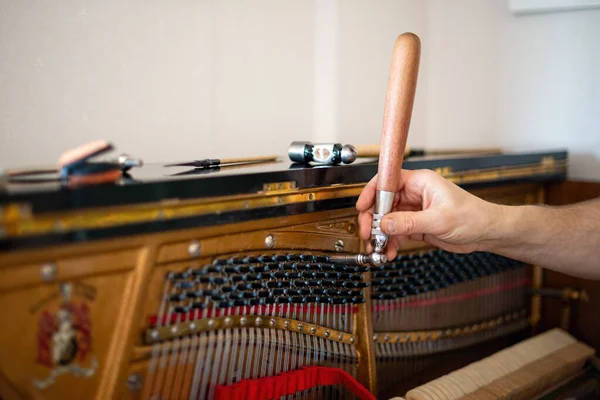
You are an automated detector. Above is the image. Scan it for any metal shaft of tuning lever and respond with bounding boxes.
[370,32,421,257]
[328,253,387,267]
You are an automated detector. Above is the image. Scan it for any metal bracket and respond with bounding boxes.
[262,181,297,193]
[529,286,588,331]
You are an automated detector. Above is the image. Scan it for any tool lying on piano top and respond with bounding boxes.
[392,328,595,400]
[288,141,504,166]
[165,155,280,168]
[4,140,142,186]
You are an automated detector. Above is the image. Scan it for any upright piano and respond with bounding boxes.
[2,148,599,399]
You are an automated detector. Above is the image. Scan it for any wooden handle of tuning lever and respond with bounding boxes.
[377,33,421,193]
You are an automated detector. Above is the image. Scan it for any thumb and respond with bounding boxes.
[381,210,437,236]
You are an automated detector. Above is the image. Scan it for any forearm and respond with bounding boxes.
[481,198,600,279]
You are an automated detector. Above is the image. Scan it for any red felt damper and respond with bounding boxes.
[212,366,376,400]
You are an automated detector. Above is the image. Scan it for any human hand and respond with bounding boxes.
[356,169,501,260]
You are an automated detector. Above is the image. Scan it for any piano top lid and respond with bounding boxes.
[0,149,567,214]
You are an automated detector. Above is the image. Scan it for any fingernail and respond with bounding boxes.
[384,218,397,233]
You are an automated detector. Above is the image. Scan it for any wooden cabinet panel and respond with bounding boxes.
[0,249,144,400]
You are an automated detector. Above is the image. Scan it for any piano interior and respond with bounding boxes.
[1,151,600,400]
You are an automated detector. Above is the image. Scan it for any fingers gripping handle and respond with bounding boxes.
[371,32,421,254]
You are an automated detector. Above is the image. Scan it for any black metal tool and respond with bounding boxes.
[165,155,280,169]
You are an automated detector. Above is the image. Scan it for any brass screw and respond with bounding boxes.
[265,234,274,249]
[188,240,201,257]
[126,373,143,392]
[334,240,344,253]
[40,263,57,282]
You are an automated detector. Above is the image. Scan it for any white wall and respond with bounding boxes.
[0,0,317,166]
[1,0,599,180]
[425,0,600,180]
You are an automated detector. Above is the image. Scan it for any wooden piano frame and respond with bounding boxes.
[1,150,599,399]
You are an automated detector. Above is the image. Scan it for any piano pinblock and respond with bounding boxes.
[403,328,595,400]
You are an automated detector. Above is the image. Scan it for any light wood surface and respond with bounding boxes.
[354,144,504,158]
[377,32,421,193]
[219,155,280,165]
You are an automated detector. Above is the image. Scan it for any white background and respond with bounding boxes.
[0,0,598,180]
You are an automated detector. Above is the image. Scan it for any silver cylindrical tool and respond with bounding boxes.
[370,190,395,254]
[288,141,357,165]
[328,252,387,267]
[117,154,143,171]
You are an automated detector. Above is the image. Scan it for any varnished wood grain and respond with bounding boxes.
[355,269,377,395]
[539,181,600,351]
[0,254,138,400]
[156,214,360,264]
[0,181,567,400]
[546,180,600,206]
[377,32,420,193]
[536,181,600,350]
[354,144,504,158]
[96,246,155,400]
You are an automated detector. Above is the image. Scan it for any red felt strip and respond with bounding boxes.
[372,278,530,312]
[213,366,375,400]
[148,304,359,327]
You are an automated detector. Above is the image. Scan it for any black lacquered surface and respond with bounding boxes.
[0,150,567,214]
